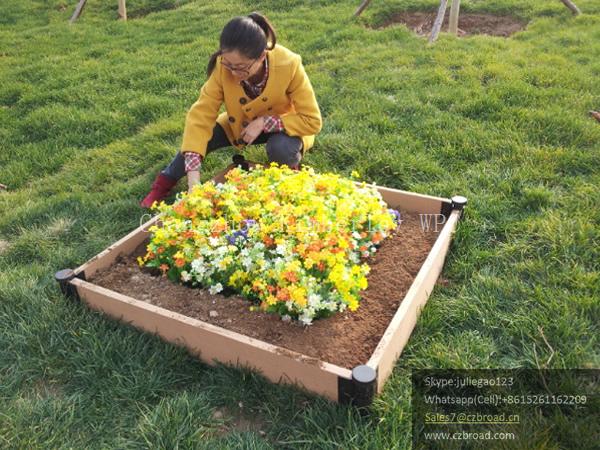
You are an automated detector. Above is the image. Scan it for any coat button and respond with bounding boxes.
[228,116,235,123]
[262,97,268,102]
[268,107,273,111]
[236,138,246,145]
[252,116,257,120]
[242,121,249,127]
[239,97,247,105]
[245,108,251,112]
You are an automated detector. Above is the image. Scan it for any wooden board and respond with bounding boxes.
[367,184,448,215]
[73,278,351,401]
[367,210,460,390]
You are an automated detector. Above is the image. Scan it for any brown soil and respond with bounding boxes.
[376,11,527,37]
[90,212,438,369]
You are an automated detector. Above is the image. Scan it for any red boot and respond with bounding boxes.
[140,173,178,208]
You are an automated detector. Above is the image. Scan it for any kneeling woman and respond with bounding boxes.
[141,12,322,207]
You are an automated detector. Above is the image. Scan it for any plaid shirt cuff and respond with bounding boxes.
[183,152,203,172]
[263,115,284,133]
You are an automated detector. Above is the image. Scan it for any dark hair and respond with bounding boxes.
[207,12,277,77]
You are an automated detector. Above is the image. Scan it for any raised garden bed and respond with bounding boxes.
[55,163,466,406]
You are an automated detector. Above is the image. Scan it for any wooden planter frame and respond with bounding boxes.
[55,165,466,407]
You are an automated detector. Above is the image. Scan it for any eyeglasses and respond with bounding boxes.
[221,57,258,76]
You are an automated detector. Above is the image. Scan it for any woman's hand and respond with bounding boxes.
[187,170,200,193]
[240,116,265,145]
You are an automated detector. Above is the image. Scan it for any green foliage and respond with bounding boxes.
[0,0,598,448]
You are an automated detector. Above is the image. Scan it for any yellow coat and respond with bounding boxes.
[181,45,322,157]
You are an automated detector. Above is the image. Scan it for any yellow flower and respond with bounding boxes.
[145,164,397,324]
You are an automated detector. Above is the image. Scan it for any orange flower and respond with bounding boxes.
[159,264,169,273]
[307,242,322,252]
[175,258,186,268]
[262,235,274,247]
[276,288,290,301]
[173,202,186,216]
[283,271,298,283]
[157,247,165,254]
[372,232,383,244]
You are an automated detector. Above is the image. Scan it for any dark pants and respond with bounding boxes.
[162,124,303,180]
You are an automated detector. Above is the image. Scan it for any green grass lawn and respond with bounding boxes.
[1,0,598,448]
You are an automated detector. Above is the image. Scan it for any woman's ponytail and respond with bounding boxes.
[247,12,277,50]
[206,49,222,77]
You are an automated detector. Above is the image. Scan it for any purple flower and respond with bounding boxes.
[243,219,257,231]
[389,209,402,226]
[227,229,249,245]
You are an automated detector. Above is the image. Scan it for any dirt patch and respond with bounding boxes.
[0,240,9,255]
[375,11,527,37]
[91,212,438,369]
[212,404,268,435]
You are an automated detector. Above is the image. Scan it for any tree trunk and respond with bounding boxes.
[560,0,581,15]
[354,0,372,17]
[69,0,87,24]
[429,0,449,43]
[448,0,460,35]
[118,0,127,20]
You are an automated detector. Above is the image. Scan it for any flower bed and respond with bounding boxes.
[140,164,400,325]
[56,163,465,405]
[92,211,436,369]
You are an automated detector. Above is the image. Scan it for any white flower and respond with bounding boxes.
[281,315,291,322]
[208,283,223,294]
[352,231,361,239]
[325,302,338,311]
[191,258,205,273]
[299,311,313,326]
[307,293,322,307]
[276,244,287,255]
[209,237,220,247]
[181,271,191,282]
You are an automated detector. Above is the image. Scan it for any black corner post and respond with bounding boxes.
[55,269,81,301]
[232,154,250,171]
[450,195,468,219]
[339,365,377,410]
